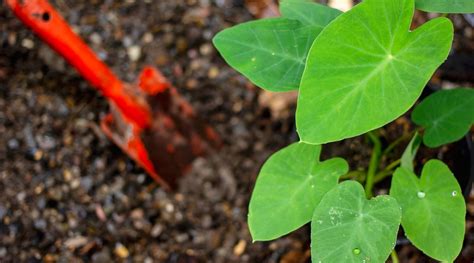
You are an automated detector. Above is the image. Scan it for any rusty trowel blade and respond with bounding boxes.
[101,66,221,189]
[139,67,221,188]
[141,86,221,188]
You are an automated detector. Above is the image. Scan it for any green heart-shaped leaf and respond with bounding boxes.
[401,132,422,172]
[416,0,474,13]
[249,142,348,241]
[280,0,342,28]
[412,88,474,148]
[311,181,401,262]
[296,0,453,144]
[390,160,466,262]
[213,18,318,92]
[213,1,340,92]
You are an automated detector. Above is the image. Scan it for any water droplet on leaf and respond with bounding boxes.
[417,191,426,198]
[451,191,457,197]
[353,248,361,255]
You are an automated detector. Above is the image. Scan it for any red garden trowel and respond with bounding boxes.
[7,0,221,189]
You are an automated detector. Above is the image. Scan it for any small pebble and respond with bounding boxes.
[155,53,169,66]
[63,170,73,182]
[70,179,80,189]
[92,249,111,263]
[464,14,474,27]
[114,243,129,258]
[89,32,102,45]
[36,197,46,209]
[208,67,219,79]
[233,240,246,256]
[34,219,47,230]
[142,32,153,43]
[127,45,141,62]
[21,38,35,49]
[32,149,43,161]
[131,208,144,219]
[151,224,164,237]
[7,32,16,45]
[16,192,26,202]
[37,135,56,150]
[80,176,93,192]
[176,37,188,53]
[136,174,146,184]
[122,36,133,47]
[186,79,198,89]
[65,236,88,250]
[7,139,19,150]
[95,204,107,222]
[43,254,57,263]
[175,233,188,243]
[200,43,213,56]
[165,203,174,213]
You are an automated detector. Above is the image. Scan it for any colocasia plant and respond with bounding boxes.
[213,0,474,262]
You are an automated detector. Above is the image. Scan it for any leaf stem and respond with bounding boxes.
[365,131,382,198]
[391,249,399,263]
[373,159,401,184]
[340,170,366,182]
[385,159,402,171]
[382,130,415,156]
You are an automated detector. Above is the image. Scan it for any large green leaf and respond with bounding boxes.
[296,0,453,144]
[311,181,401,262]
[416,0,474,13]
[248,142,348,241]
[280,0,342,28]
[412,88,474,148]
[213,1,341,92]
[401,132,422,172]
[390,160,466,262]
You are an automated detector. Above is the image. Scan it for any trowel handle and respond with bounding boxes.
[7,0,151,128]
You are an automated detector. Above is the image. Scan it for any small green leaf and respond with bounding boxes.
[296,0,453,144]
[213,18,320,92]
[390,160,466,262]
[213,1,341,92]
[416,0,474,13]
[401,132,422,171]
[311,181,401,262]
[248,142,348,241]
[412,88,474,148]
[280,0,342,27]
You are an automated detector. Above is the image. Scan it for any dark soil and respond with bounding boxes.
[0,1,473,262]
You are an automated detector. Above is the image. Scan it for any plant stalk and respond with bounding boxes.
[373,159,401,184]
[340,170,366,182]
[382,130,415,156]
[365,131,382,198]
[391,249,399,263]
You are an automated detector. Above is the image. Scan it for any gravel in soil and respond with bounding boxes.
[0,1,473,262]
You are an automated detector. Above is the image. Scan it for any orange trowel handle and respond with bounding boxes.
[7,0,151,128]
